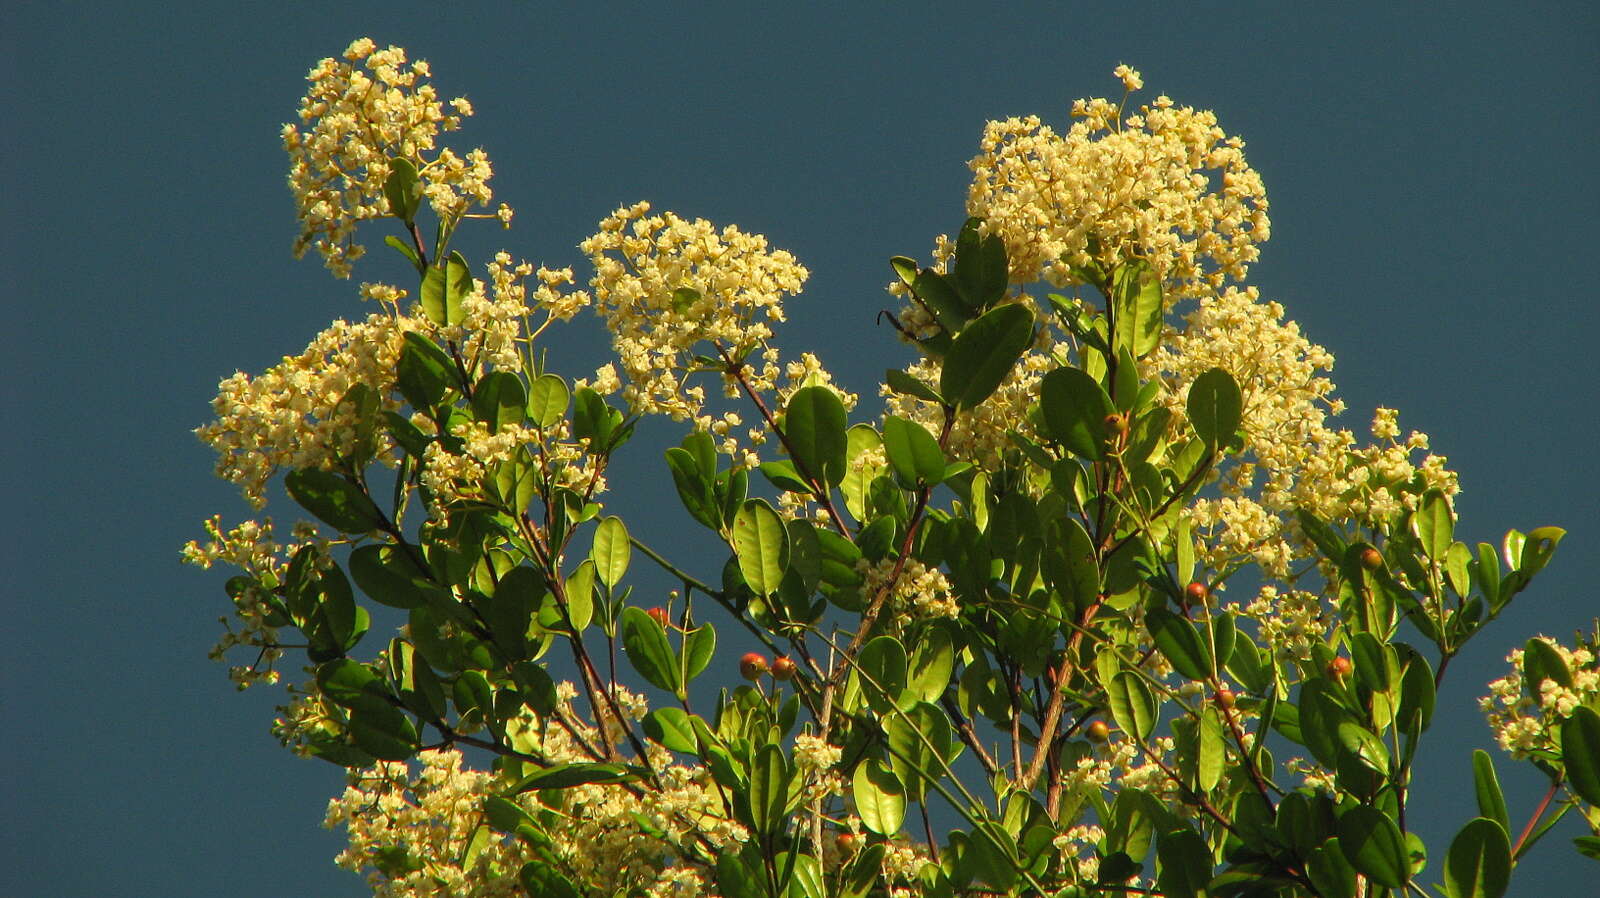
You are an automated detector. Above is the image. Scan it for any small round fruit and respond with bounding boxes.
[1215,687,1236,709]
[771,656,797,680]
[1086,720,1111,742]
[1103,412,1128,433]
[1184,581,1210,605]
[645,607,671,628]
[739,652,769,680]
[1326,657,1352,680]
[836,832,860,853]
[1360,547,1384,570]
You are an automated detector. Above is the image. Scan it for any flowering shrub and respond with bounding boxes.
[186,39,1598,898]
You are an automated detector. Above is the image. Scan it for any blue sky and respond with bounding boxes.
[4,2,1597,895]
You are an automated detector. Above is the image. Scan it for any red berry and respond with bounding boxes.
[645,607,671,629]
[836,832,860,853]
[1326,657,1353,680]
[1184,581,1209,605]
[1360,548,1383,570]
[739,652,769,680]
[1086,720,1111,742]
[771,656,797,680]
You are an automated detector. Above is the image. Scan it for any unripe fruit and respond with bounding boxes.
[739,652,769,680]
[1360,547,1383,570]
[1184,581,1210,605]
[1103,412,1128,433]
[645,607,671,629]
[836,832,860,853]
[1326,657,1352,680]
[771,656,797,680]
[1086,720,1111,742]
[1215,687,1236,709]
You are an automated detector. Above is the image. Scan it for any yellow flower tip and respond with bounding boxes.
[1113,64,1144,92]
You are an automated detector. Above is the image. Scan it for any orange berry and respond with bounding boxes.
[1215,687,1236,709]
[645,607,671,628]
[1184,581,1209,605]
[739,652,769,680]
[1360,548,1383,570]
[1326,657,1352,680]
[771,656,797,680]
[1086,720,1111,742]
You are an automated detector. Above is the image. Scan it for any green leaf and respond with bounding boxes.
[1574,836,1600,860]
[1518,525,1564,576]
[1111,259,1163,359]
[1107,670,1157,742]
[888,703,955,801]
[853,759,905,835]
[1336,806,1409,888]
[882,416,947,487]
[620,606,681,693]
[1522,638,1573,694]
[349,544,430,609]
[590,516,630,588]
[748,744,791,836]
[953,217,1009,309]
[526,373,569,428]
[1146,608,1213,680]
[1187,368,1241,449]
[1197,706,1225,792]
[1561,706,1600,805]
[316,659,391,713]
[682,623,716,682]
[939,303,1034,411]
[512,762,636,792]
[420,252,472,327]
[857,636,908,713]
[562,561,595,633]
[967,822,1019,890]
[396,332,454,408]
[1413,489,1454,561]
[885,368,943,404]
[732,499,789,595]
[382,156,421,223]
[1040,366,1114,459]
[908,628,955,703]
[912,269,972,331]
[347,704,420,761]
[471,371,526,433]
[643,707,698,753]
[665,447,720,530]
[384,234,420,269]
[784,385,849,488]
[1156,828,1212,898]
[285,468,385,533]
[1444,818,1511,898]
[1471,750,1511,835]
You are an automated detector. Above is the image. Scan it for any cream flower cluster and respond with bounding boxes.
[883,340,1055,472]
[582,202,808,421]
[1480,636,1600,759]
[283,38,503,278]
[1237,585,1329,662]
[966,69,1269,300]
[420,419,604,522]
[854,557,960,621]
[197,310,417,508]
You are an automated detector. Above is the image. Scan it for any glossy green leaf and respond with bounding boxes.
[1197,706,1225,792]
[748,744,791,836]
[1107,670,1157,742]
[1413,489,1454,561]
[1040,366,1114,459]
[939,303,1034,411]
[1561,706,1600,805]
[853,759,905,835]
[1111,258,1163,359]
[1336,806,1409,888]
[882,415,946,486]
[732,499,789,595]
[619,606,681,693]
[316,659,391,713]
[888,702,956,801]
[954,217,1009,309]
[908,628,955,703]
[349,544,430,609]
[1187,367,1241,449]
[590,516,630,588]
[665,447,720,530]
[682,623,716,682]
[644,707,698,753]
[471,371,526,433]
[784,385,849,487]
[382,156,421,223]
[885,368,943,404]
[1444,818,1511,898]
[348,704,420,761]
[1471,750,1511,834]
[526,373,569,428]
[513,762,636,791]
[420,251,472,327]
[967,822,1019,890]
[286,468,385,533]
[396,332,454,408]
[1517,526,1564,576]
[913,269,971,331]
[562,561,594,633]
[1155,827,1212,898]
[1146,608,1213,680]
[857,635,908,712]
[1521,638,1573,694]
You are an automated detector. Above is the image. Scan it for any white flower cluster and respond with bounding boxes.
[1480,637,1600,759]
[284,38,506,278]
[966,68,1269,301]
[582,202,808,421]
[854,557,961,621]
[196,310,417,508]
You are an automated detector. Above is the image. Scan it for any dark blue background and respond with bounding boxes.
[4,3,1595,895]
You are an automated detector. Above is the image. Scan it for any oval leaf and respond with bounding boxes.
[732,499,789,596]
[1187,368,1241,449]
[1444,818,1511,898]
[285,468,384,533]
[590,516,631,588]
[1146,607,1213,680]
[620,606,681,693]
[784,385,849,488]
[1336,806,1409,888]
[882,415,946,486]
[1040,366,1114,460]
[1561,706,1600,806]
[939,303,1034,411]
[853,760,905,836]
